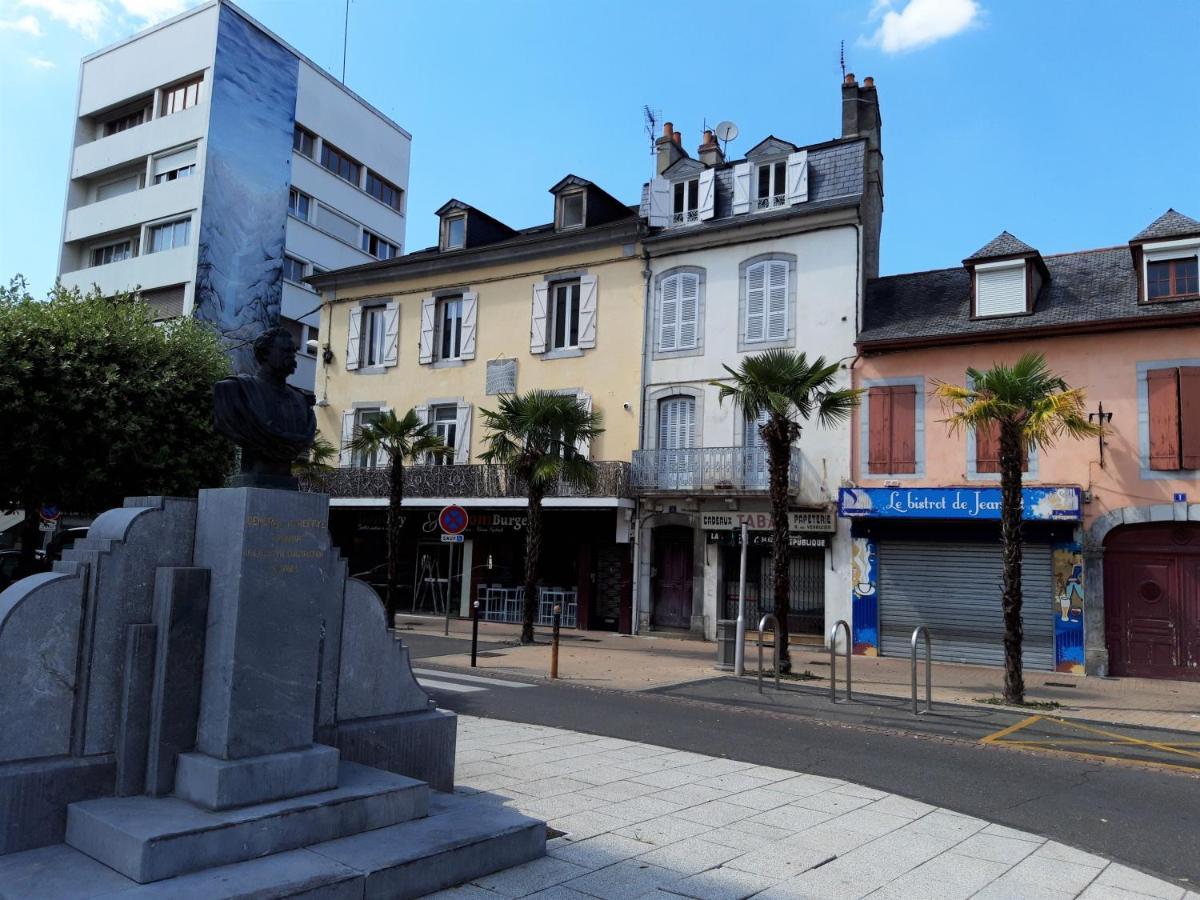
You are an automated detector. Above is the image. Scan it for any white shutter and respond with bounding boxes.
[744,262,766,342]
[658,400,673,450]
[415,404,430,464]
[152,145,196,176]
[658,274,679,352]
[453,403,472,464]
[731,162,751,215]
[975,262,1027,316]
[460,291,478,360]
[382,301,400,367]
[530,283,548,354]
[575,392,593,459]
[658,398,694,450]
[345,307,362,370]
[679,273,699,349]
[766,261,788,340]
[786,150,809,205]
[578,275,598,349]
[418,296,435,364]
[697,169,716,221]
[339,410,355,466]
[648,176,670,227]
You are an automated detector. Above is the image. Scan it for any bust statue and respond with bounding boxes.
[213,326,317,490]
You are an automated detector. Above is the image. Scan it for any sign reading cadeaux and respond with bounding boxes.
[701,509,836,533]
[837,486,1082,522]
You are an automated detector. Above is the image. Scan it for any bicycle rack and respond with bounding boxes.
[829,619,851,703]
[911,625,932,715]
[757,614,780,694]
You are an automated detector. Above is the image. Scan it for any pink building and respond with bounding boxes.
[845,209,1200,680]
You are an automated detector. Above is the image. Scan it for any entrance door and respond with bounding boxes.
[652,526,693,628]
[1105,524,1200,679]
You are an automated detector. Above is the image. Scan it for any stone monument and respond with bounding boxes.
[0,336,545,898]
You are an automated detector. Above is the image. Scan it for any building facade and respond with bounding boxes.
[309,178,643,631]
[849,209,1200,680]
[631,76,884,642]
[56,0,410,388]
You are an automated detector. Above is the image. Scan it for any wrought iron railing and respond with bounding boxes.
[303,461,631,499]
[630,446,801,494]
[755,194,786,211]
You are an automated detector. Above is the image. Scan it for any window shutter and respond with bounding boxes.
[867,387,892,474]
[382,301,400,367]
[786,150,809,204]
[453,403,472,464]
[415,404,429,424]
[460,291,478,360]
[731,162,751,215]
[975,263,1027,317]
[575,392,593,459]
[1148,367,1182,470]
[153,146,196,177]
[975,422,1002,474]
[418,296,435,364]
[345,307,362,370]
[766,260,788,340]
[530,283,548,354]
[659,274,679,351]
[648,176,670,227]
[339,409,355,466]
[1179,367,1200,469]
[678,273,699,349]
[697,169,716,221]
[578,275,598,349]
[889,385,917,474]
[744,262,766,342]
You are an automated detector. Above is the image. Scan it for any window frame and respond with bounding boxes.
[353,407,382,468]
[361,229,399,260]
[89,239,133,268]
[145,217,190,254]
[1140,360,1200,476]
[293,125,316,159]
[428,404,459,466]
[320,141,362,187]
[365,169,404,212]
[671,178,700,225]
[282,254,307,284]
[288,187,312,222]
[1147,257,1200,301]
[160,76,202,117]
[653,266,706,360]
[359,303,389,368]
[737,253,796,352]
[754,159,788,211]
[101,105,148,137]
[557,191,586,230]
[548,279,581,351]
[435,294,464,362]
[442,214,466,250]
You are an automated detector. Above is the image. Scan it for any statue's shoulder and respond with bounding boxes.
[214,373,254,398]
[285,384,317,408]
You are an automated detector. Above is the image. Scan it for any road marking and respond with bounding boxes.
[1037,716,1200,762]
[416,678,486,694]
[412,668,534,689]
[980,714,1042,744]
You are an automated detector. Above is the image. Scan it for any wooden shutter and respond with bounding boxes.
[697,169,716,221]
[975,421,1002,474]
[1180,367,1200,469]
[659,274,679,351]
[418,297,435,364]
[1148,367,1182,470]
[786,150,809,204]
[453,404,472,464]
[578,275,598,349]
[731,162,751,215]
[867,387,893,474]
[766,260,788,340]
[575,392,593,459]
[339,410,355,466]
[460,291,478,360]
[382,301,400,367]
[889,385,917,474]
[530,283,548,354]
[345,307,362,370]
[678,273,699,349]
[744,262,766,342]
[648,176,670,227]
[658,397,694,450]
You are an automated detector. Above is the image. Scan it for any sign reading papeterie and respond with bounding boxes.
[700,509,835,533]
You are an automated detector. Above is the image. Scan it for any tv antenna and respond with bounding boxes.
[714,120,739,156]
[643,105,660,157]
[840,40,845,81]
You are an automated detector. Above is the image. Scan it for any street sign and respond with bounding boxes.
[440,534,465,543]
[40,504,61,523]
[39,521,56,533]
[438,504,469,535]
[1175,493,1188,502]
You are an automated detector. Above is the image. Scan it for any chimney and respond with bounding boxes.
[698,128,724,167]
[655,120,688,175]
[841,75,884,280]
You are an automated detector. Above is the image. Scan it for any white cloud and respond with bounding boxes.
[17,0,196,40]
[865,0,981,54]
[115,0,190,23]
[19,0,105,39]
[0,14,42,35]
[28,54,55,67]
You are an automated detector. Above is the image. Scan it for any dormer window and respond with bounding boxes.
[672,179,699,225]
[755,160,787,211]
[558,191,585,230]
[1147,256,1199,300]
[444,215,466,250]
[974,260,1027,317]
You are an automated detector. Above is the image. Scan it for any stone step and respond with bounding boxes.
[65,762,428,884]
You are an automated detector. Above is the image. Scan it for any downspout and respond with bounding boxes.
[630,244,654,636]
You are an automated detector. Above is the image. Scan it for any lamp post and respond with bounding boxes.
[1088,402,1113,468]
[734,523,748,676]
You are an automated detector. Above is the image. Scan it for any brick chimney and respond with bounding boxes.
[841,74,884,280]
[655,121,688,175]
[698,129,724,167]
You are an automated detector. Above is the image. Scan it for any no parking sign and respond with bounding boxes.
[438,504,468,536]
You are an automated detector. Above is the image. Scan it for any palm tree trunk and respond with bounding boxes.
[521,484,544,645]
[387,456,403,621]
[999,420,1025,705]
[767,425,792,673]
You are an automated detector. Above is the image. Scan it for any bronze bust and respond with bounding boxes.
[213,326,317,490]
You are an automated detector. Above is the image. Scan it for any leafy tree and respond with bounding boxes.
[344,408,446,614]
[479,391,604,644]
[935,353,1099,704]
[0,277,234,573]
[713,350,860,672]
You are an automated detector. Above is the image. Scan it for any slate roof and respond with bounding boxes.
[859,246,1200,346]
[1130,208,1200,242]
[964,231,1038,261]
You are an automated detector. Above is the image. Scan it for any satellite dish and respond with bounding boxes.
[714,120,739,143]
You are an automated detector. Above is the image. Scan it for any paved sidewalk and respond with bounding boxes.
[397,615,1200,734]
[433,715,1194,900]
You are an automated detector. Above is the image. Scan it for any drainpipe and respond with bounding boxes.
[630,245,654,636]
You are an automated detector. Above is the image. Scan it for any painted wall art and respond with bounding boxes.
[1052,542,1086,674]
[851,536,879,655]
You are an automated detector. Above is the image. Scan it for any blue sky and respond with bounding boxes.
[1,0,1197,298]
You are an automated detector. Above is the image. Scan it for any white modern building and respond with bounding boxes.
[632,76,883,642]
[56,0,410,389]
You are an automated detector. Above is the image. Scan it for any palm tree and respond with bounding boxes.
[935,353,1099,705]
[478,390,604,644]
[713,350,861,673]
[293,435,338,478]
[344,409,447,615]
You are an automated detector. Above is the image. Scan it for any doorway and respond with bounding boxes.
[651,526,694,629]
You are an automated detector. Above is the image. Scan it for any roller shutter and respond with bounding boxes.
[877,540,1055,670]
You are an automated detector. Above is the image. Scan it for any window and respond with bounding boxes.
[549,280,580,350]
[359,304,388,367]
[974,261,1027,317]
[436,295,462,361]
[672,178,699,225]
[282,255,306,283]
[756,160,787,210]
[140,284,184,320]
[288,187,312,221]
[315,203,359,244]
[102,107,145,137]
[1148,366,1200,470]
[657,396,695,489]
[146,218,190,253]
[353,408,382,467]
[152,146,196,184]
[974,421,1029,474]
[90,240,132,267]
[1148,258,1200,300]
[429,405,458,465]
[96,173,141,201]
[867,385,918,475]
[361,229,399,260]
[321,142,361,186]
[160,77,201,116]
[743,259,788,343]
[559,192,584,229]
[444,215,466,250]
[658,271,700,352]
[293,125,315,159]
[366,170,403,211]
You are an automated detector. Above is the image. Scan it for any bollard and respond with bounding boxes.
[471,600,480,668]
[550,604,561,679]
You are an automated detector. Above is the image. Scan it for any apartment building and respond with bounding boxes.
[56,0,410,389]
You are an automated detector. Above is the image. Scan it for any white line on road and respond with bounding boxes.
[412,668,534,689]
[416,678,487,694]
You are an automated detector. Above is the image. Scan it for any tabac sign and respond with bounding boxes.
[837,487,1082,522]
[700,509,836,533]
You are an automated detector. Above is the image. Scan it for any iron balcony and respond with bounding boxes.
[304,460,631,499]
[630,446,802,495]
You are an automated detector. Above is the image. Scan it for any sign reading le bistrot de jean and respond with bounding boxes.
[837,486,1082,522]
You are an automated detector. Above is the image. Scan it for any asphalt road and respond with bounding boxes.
[404,635,1200,889]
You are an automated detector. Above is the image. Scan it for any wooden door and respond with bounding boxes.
[652,527,693,629]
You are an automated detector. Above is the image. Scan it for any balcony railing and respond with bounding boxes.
[303,461,631,500]
[630,446,801,494]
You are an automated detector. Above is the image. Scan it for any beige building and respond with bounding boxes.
[309,176,642,631]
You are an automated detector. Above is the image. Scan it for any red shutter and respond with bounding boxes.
[976,421,1001,474]
[1179,366,1200,470]
[1147,368,1182,471]
[868,387,892,474]
[889,385,917,474]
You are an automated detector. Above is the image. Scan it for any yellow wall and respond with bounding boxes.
[315,243,645,462]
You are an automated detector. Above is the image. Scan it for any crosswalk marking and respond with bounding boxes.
[416,677,487,694]
[412,668,534,689]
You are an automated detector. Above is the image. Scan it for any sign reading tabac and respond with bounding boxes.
[700,509,836,533]
[837,486,1082,522]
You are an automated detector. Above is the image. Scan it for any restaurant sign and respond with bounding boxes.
[837,486,1082,522]
[700,509,836,533]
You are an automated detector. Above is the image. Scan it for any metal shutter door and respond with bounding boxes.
[878,541,1055,670]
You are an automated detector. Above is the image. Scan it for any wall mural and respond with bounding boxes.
[194,5,298,373]
[1052,542,1086,674]
[850,536,878,655]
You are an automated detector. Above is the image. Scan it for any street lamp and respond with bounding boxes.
[1088,402,1113,468]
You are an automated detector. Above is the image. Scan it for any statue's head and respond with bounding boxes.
[253,326,298,379]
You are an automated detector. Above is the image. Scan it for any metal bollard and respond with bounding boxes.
[757,614,780,693]
[829,619,852,703]
[471,600,480,668]
[911,626,932,715]
[550,604,561,679]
